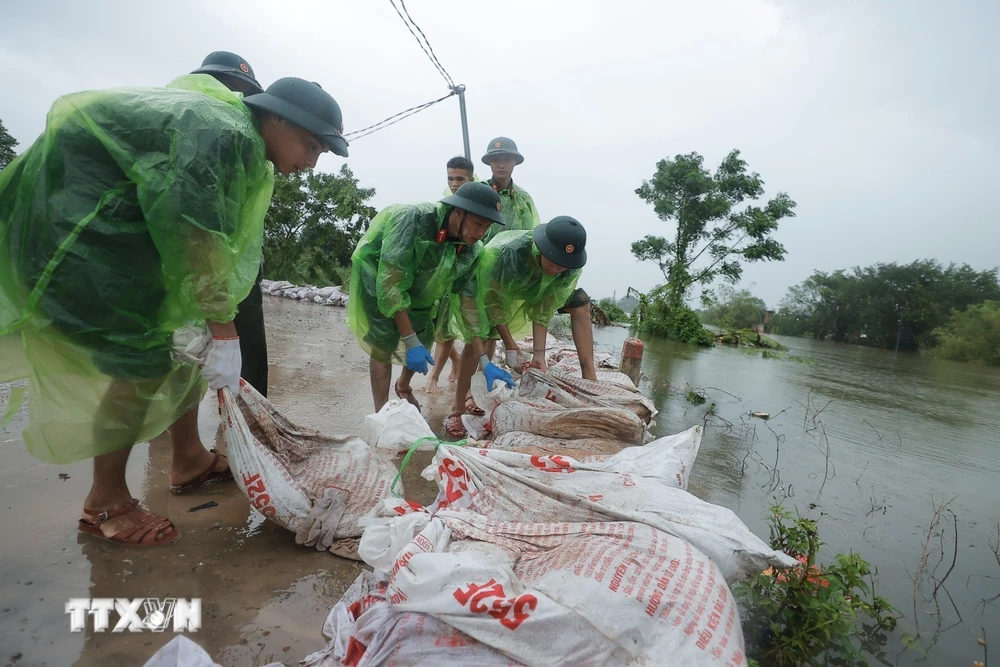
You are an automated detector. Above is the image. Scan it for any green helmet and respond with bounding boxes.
[243,78,349,157]
[192,51,263,95]
[533,216,587,269]
[482,136,524,165]
[440,182,506,226]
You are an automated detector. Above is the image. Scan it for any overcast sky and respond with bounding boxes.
[3,0,997,307]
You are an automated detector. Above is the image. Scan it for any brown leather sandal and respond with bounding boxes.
[394,379,421,411]
[169,449,234,495]
[464,395,485,416]
[444,413,467,439]
[79,499,180,547]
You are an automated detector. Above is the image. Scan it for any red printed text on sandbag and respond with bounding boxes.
[438,457,471,507]
[453,579,538,631]
[242,472,277,518]
[529,455,576,473]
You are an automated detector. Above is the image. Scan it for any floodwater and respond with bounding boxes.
[592,326,1000,666]
[1,299,996,666]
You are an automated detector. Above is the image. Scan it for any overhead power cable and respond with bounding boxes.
[344,91,456,142]
[388,0,456,88]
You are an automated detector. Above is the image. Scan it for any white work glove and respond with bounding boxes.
[295,487,348,551]
[201,337,242,392]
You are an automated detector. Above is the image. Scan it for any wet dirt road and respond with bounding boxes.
[0,297,452,667]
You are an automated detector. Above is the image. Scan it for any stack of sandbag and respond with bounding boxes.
[259,279,350,307]
[260,279,294,296]
[461,371,651,445]
[219,382,400,558]
[402,429,796,582]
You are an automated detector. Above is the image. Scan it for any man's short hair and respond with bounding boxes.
[447,156,474,174]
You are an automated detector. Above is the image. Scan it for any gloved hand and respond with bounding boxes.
[295,487,347,551]
[402,333,434,374]
[480,355,515,391]
[201,337,242,392]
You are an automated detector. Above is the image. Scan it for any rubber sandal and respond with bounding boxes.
[465,395,485,416]
[444,413,467,439]
[169,449,234,495]
[395,379,422,411]
[79,499,180,547]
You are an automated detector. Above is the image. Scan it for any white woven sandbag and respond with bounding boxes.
[361,400,436,452]
[303,570,523,667]
[219,384,400,539]
[413,430,797,583]
[377,510,749,667]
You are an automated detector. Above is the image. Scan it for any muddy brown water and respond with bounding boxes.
[593,326,1000,666]
[1,299,997,666]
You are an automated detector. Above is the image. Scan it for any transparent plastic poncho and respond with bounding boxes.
[454,230,581,342]
[347,202,482,363]
[0,74,274,463]
[481,179,540,245]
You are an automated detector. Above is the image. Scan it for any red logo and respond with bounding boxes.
[494,141,502,148]
[239,63,250,73]
[453,579,538,630]
[437,457,471,507]
[242,472,277,518]
[530,455,576,473]
[495,201,503,211]
[565,244,575,253]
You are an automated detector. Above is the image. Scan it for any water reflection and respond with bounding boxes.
[590,325,1000,665]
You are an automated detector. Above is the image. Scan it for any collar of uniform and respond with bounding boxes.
[436,204,468,253]
[489,178,516,197]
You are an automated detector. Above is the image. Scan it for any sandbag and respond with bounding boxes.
[219,383,399,546]
[485,431,630,461]
[361,399,436,452]
[363,509,749,667]
[464,375,646,444]
[302,571,523,667]
[517,368,656,422]
[405,429,798,583]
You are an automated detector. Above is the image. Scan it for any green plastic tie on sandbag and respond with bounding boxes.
[391,436,468,498]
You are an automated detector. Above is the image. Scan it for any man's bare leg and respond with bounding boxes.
[452,344,480,415]
[82,377,172,539]
[448,344,462,382]
[370,357,393,412]
[566,305,598,380]
[423,340,454,395]
[168,404,228,486]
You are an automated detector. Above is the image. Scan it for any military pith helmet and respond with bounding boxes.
[482,136,524,166]
[533,216,587,269]
[440,182,507,226]
[192,51,264,95]
[243,78,349,157]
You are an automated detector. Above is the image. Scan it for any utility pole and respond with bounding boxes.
[452,84,471,161]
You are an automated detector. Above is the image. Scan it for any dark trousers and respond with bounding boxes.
[232,281,268,396]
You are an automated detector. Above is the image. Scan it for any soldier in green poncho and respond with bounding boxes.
[445,217,591,438]
[0,71,349,546]
[347,182,514,412]
[481,136,541,244]
[424,156,477,395]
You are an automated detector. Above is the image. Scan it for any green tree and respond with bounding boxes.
[929,301,1000,366]
[699,285,768,330]
[598,297,627,322]
[263,165,376,287]
[631,150,796,312]
[0,118,19,169]
[774,261,1000,351]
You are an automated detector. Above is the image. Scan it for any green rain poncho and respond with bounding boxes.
[0,74,274,463]
[481,179,540,245]
[348,202,482,363]
[455,230,581,342]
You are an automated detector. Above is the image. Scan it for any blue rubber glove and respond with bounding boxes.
[480,355,515,391]
[403,334,434,374]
